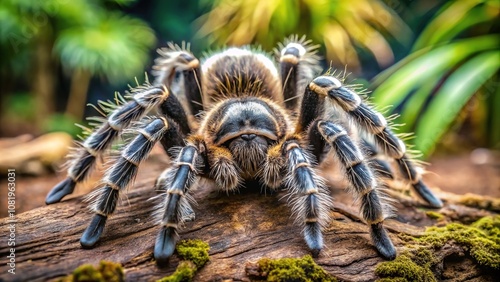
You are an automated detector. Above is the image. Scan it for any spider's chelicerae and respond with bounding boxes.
[46,36,443,265]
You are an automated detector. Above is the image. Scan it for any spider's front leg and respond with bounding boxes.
[306,76,443,208]
[277,137,332,256]
[46,85,170,204]
[278,36,321,111]
[46,46,201,204]
[308,120,396,259]
[154,137,207,266]
[80,117,181,247]
[154,43,204,116]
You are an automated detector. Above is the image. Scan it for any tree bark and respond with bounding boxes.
[0,159,497,282]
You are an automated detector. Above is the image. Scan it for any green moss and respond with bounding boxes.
[425,211,444,220]
[97,261,125,282]
[156,261,196,282]
[376,278,410,282]
[376,216,500,281]
[175,239,210,269]
[58,260,124,282]
[417,215,500,269]
[157,239,210,282]
[375,250,436,282]
[257,255,337,282]
[71,264,104,282]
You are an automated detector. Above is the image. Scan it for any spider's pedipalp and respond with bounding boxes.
[46,85,169,205]
[261,142,285,189]
[154,143,204,265]
[307,76,442,208]
[80,117,171,248]
[208,145,242,193]
[282,139,332,255]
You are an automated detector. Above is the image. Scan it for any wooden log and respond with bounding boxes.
[0,159,497,282]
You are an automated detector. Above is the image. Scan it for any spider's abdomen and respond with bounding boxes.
[201,48,282,105]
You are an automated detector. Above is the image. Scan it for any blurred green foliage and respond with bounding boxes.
[371,0,500,156]
[0,0,155,134]
[198,0,412,72]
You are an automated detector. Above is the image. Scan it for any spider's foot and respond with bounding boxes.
[154,226,177,267]
[45,178,76,204]
[304,223,323,258]
[80,214,107,248]
[370,223,396,260]
[413,180,443,208]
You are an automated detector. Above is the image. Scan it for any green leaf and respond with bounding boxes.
[414,51,500,156]
[397,76,442,133]
[412,0,485,50]
[371,35,499,108]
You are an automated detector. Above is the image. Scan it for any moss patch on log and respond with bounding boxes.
[375,249,436,282]
[157,239,210,282]
[376,215,500,281]
[58,261,124,282]
[249,255,337,281]
[417,215,500,268]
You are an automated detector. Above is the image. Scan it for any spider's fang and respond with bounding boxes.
[45,178,76,204]
[370,223,396,260]
[81,214,107,248]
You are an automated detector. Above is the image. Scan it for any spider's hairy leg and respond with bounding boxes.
[311,120,396,260]
[46,85,169,204]
[154,139,205,266]
[278,36,321,110]
[80,117,171,248]
[153,44,204,116]
[362,139,394,180]
[208,146,242,193]
[282,138,332,256]
[307,76,443,208]
[159,90,191,137]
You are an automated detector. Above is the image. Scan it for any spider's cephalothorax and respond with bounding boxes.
[46,36,443,265]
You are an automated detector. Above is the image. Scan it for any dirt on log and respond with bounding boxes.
[0,157,497,282]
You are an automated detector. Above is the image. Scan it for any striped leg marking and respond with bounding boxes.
[80,118,170,248]
[46,85,169,204]
[308,76,442,208]
[154,145,201,265]
[278,36,321,111]
[153,44,204,116]
[283,140,332,256]
[316,121,396,260]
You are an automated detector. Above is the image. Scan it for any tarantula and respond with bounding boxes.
[46,36,443,265]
